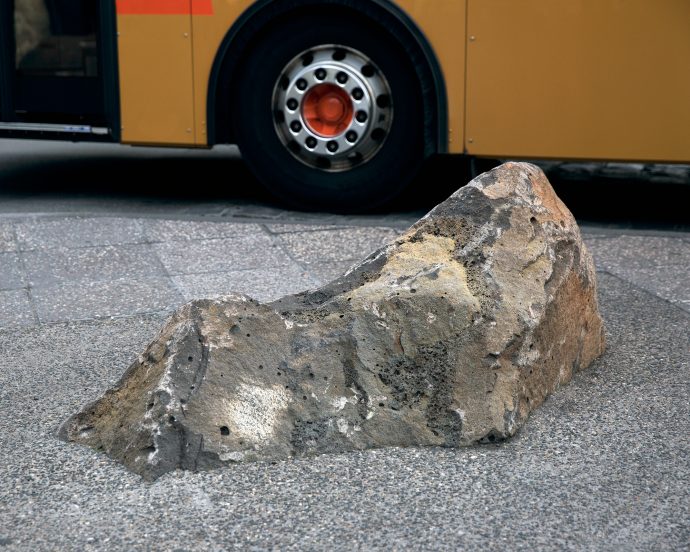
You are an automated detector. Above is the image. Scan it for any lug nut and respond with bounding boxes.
[346,131,358,143]
[305,137,317,149]
[296,78,308,91]
[315,68,327,80]
[336,72,348,84]
[355,110,368,123]
[376,94,390,108]
[286,98,298,110]
[327,141,339,152]
[352,88,364,100]
[290,121,302,133]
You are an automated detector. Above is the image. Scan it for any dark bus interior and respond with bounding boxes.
[0,0,118,139]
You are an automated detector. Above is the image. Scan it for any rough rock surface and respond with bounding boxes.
[60,162,605,480]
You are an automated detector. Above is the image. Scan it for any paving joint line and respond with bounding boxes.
[596,269,690,318]
[11,223,40,327]
[260,223,322,287]
[0,308,170,335]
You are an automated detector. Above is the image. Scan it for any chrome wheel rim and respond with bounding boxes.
[272,45,393,172]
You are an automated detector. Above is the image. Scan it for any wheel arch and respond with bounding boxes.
[207,0,448,157]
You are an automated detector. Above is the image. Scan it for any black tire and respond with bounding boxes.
[230,10,425,212]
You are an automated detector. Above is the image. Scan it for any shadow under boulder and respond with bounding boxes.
[60,162,605,480]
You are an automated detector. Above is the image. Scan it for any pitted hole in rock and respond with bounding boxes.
[220,426,230,436]
[188,356,193,362]
[478,430,503,444]
[79,426,95,438]
[169,416,176,423]
[146,402,154,410]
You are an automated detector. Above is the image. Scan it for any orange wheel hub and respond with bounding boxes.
[302,84,354,137]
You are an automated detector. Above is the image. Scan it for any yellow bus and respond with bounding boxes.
[1,0,688,208]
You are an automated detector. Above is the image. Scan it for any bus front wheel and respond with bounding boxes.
[230,11,425,211]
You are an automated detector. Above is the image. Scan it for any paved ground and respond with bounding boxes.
[0,141,688,550]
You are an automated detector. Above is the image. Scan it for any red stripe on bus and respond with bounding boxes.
[191,0,213,15]
[116,0,213,15]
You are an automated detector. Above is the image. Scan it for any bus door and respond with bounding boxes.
[0,0,119,140]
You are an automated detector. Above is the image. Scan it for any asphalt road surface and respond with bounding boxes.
[0,140,688,551]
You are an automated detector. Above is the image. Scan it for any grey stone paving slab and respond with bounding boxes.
[278,227,401,264]
[144,219,263,242]
[0,273,687,551]
[172,264,318,303]
[0,223,16,252]
[265,223,351,234]
[677,300,690,313]
[153,234,292,276]
[23,244,165,287]
[14,217,146,250]
[603,264,690,306]
[0,289,35,329]
[308,260,357,285]
[585,235,690,270]
[31,278,183,324]
[0,252,25,290]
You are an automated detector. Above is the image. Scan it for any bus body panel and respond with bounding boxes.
[390,0,466,153]
[190,0,254,147]
[112,0,690,163]
[116,3,196,145]
[465,0,690,162]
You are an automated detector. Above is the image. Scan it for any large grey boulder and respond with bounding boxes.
[60,162,605,480]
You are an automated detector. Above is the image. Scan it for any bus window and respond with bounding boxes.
[15,0,99,78]
[4,0,105,125]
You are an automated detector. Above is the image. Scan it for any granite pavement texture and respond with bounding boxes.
[0,143,688,550]
[0,215,688,551]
